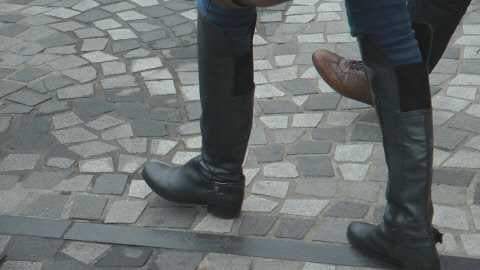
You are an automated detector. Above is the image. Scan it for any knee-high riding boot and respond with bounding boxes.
[346,34,442,270]
[142,14,255,219]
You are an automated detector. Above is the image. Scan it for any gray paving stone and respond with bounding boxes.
[101,123,134,140]
[105,87,144,103]
[198,254,251,270]
[0,175,20,190]
[282,79,318,96]
[62,66,97,83]
[86,115,124,131]
[312,127,346,142]
[54,175,93,192]
[296,156,334,177]
[434,127,469,150]
[304,95,341,111]
[17,26,58,42]
[0,104,33,114]
[69,195,108,220]
[53,127,98,144]
[76,98,116,118]
[6,236,63,261]
[432,184,466,206]
[0,81,24,98]
[253,180,289,198]
[0,191,31,213]
[18,115,50,135]
[258,100,301,114]
[7,90,51,106]
[149,96,180,108]
[325,201,370,218]
[145,209,198,229]
[287,141,331,155]
[281,199,329,217]
[432,169,474,187]
[118,103,150,119]
[1,261,43,270]
[151,109,182,123]
[294,178,338,198]
[254,145,284,163]
[38,33,77,47]
[118,138,148,153]
[335,144,374,162]
[21,194,70,218]
[112,40,142,53]
[253,259,302,270]
[242,195,278,212]
[185,102,201,121]
[148,250,204,270]
[433,205,469,230]
[275,218,315,240]
[263,162,299,178]
[6,134,55,151]
[9,42,44,56]
[74,9,111,23]
[92,174,128,195]
[373,206,386,223]
[0,23,29,37]
[239,216,278,236]
[342,182,380,202]
[248,127,268,145]
[474,183,480,205]
[95,246,152,267]
[370,163,388,182]
[37,101,72,117]
[135,120,168,137]
[350,123,382,142]
[30,76,73,93]
[275,129,305,144]
[0,154,39,171]
[61,242,111,264]
[0,68,15,79]
[52,112,84,129]
[22,170,73,190]
[101,74,137,89]
[0,115,11,132]
[449,114,480,134]
[69,141,119,158]
[312,219,350,244]
[118,154,146,173]
[104,200,148,224]
[49,55,88,70]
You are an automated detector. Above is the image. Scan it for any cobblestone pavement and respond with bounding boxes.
[0,0,480,268]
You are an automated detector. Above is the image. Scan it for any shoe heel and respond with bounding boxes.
[207,204,241,219]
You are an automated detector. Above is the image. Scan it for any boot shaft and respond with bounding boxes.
[197,14,256,174]
[357,34,434,236]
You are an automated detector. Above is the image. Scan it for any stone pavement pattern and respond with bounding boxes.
[0,0,479,268]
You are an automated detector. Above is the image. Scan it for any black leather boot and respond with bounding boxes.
[142,14,255,219]
[347,34,442,270]
[408,0,471,72]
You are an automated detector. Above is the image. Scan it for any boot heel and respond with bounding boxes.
[207,204,241,219]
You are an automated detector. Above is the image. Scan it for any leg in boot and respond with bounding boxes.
[313,0,472,106]
[344,1,442,269]
[142,2,256,219]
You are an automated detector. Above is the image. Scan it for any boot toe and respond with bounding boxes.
[142,162,170,192]
[347,222,375,247]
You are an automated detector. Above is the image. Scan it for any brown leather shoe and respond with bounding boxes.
[312,49,373,106]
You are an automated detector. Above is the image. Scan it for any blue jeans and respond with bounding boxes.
[198,0,422,66]
[345,0,422,66]
[197,0,256,57]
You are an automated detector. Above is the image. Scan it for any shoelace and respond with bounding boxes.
[344,60,364,71]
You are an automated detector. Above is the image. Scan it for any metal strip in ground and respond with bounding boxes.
[2,215,479,269]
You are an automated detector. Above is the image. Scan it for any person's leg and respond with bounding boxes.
[142,0,256,219]
[313,0,472,106]
[344,0,442,269]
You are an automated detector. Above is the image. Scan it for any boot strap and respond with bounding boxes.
[399,228,443,249]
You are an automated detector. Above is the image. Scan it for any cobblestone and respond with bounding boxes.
[0,0,477,267]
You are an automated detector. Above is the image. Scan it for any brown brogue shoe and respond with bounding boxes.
[312,49,373,106]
